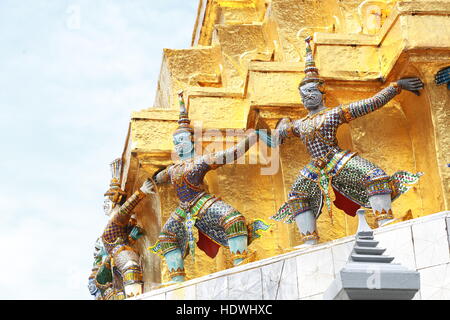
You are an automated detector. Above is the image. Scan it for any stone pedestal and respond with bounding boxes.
[132,211,449,300]
[323,210,420,300]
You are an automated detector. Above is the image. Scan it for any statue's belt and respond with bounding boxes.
[301,150,356,220]
[175,193,217,259]
[302,150,356,181]
[148,194,217,258]
[174,193,216,221]
[310,146,347,169]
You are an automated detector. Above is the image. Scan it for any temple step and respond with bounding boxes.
[356,239,379,247]
[356,231,374,240]
[357,231,373,237]
[351,254,394,263]
[357,235,374,240]
[354,246,386,255]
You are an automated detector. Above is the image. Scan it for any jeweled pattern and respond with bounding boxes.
[275,85,422,222]
[151,135,269,260]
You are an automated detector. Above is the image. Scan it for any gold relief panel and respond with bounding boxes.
[155,46,223,109]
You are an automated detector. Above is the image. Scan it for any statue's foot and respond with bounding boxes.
[124,283,143,298]
[234,257,252,267]
[304,239,318,245]
[233,251,256,266]
[295,239,318,249]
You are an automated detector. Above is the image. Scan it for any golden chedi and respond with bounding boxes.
[112,0,450,287]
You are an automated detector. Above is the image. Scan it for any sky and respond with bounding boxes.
[0,0,198,299]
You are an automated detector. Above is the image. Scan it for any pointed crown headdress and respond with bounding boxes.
[104,158,127,205]
[299,36,324,90]
[173,90,194,137]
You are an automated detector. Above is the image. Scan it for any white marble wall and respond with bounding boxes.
[135,211,450,301]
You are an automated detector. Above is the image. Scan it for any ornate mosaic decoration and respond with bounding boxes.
[149,91,270,282]
[265,36,424,243]
[88,159,154,299]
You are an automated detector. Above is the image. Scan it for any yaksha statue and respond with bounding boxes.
[149,91,270,283]
[89,158,155,299]
[88,237,109,300]
[260,36,424,245]
[88,237,129,300]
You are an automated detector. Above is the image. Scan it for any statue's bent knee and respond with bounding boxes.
[221,211,249,262]
[164,249,185,280]
[288,192,319,243]
[364,168,392,198]
[156,230,186,280]
[287,191,311,219]
[112,245,143,287]
[222,211,247,240]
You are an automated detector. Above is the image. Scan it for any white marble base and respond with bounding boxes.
[331,240,354,277]
[446,216,450,250]
[228,268,262,300]
[261,260,283,300]
[375,225,416,270]
[297,247,334,298]
[276,258,299,300]
[135,211,450,300]
[166,284,196,300]
[197,276,228,300]
[420,263,450,300]
[412,217,450,269]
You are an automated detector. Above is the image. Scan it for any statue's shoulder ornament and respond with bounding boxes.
[168,160,192,186]
[294,110,327,140]
[168,157,208,189]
